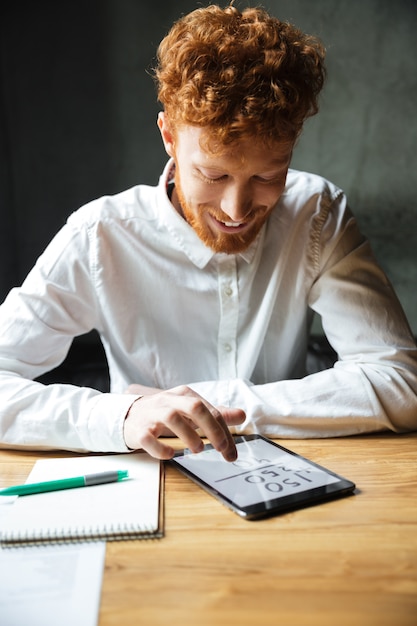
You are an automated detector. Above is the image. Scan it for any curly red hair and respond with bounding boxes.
[155,4,326,150]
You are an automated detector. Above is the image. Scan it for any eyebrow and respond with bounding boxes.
[268,152,293,166]
[196,155,291,171]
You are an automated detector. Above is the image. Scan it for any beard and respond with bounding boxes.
[174,171,270,255]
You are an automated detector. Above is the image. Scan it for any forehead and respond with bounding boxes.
[175,124,293,168]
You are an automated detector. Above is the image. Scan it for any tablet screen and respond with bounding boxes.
[170,435,355,519]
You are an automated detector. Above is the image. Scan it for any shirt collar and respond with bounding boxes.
[156,159,263,268]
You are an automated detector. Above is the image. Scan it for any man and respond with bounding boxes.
[0,4,416,460]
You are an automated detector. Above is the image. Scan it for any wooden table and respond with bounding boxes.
[1,433,416,626]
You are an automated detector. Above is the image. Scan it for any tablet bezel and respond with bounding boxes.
[168,434,356,520]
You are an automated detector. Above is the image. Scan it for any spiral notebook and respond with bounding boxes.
[0,452,163,547]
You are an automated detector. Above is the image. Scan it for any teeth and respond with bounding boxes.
[223,221,242,227]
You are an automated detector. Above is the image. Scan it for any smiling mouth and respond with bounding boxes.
[222,220,243,227]
[212,216,248,233]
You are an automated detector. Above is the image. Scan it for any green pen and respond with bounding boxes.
[0,470,129,496]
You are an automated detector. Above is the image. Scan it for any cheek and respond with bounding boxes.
[186,183,219,207]
[259,184,285,207]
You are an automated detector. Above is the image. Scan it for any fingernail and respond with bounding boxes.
[225,447,238,462]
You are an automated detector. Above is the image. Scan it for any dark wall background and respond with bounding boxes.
[1,0,416,333]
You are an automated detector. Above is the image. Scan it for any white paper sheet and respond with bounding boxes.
[0,537,106,626]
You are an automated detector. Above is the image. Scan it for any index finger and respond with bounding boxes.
[168,388,238,461]
[208,408,238,462]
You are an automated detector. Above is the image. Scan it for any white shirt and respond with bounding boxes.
[1,161,416,452]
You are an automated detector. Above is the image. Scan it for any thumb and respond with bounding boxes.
[217,406,246,426]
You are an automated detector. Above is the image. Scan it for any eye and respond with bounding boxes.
[254,171,287,185]
[254,176,281,184]
[196,169,227,184]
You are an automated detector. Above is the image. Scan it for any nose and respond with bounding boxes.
[220,183,253,223]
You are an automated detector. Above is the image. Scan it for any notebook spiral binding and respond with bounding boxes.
[0,523,160,548]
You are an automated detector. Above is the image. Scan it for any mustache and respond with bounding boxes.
[202,205,269,223]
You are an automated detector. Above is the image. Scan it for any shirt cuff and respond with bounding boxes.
[84,393,141,452]
[188,379,231,408]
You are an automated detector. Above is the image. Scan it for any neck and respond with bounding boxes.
[170,185,185,219]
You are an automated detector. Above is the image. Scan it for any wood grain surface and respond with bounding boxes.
[1,433,416,626]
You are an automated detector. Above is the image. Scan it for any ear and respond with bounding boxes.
[157,112,175,158]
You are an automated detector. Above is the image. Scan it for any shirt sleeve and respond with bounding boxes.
[190,199,417,438]
[0,216,135,452]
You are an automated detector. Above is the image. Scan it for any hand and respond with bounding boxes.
[123,385,245,462]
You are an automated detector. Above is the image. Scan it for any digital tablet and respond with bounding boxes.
[169,434,356,520]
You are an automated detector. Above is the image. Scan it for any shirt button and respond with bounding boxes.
[224,286,233,297]
[224,343,232,353]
